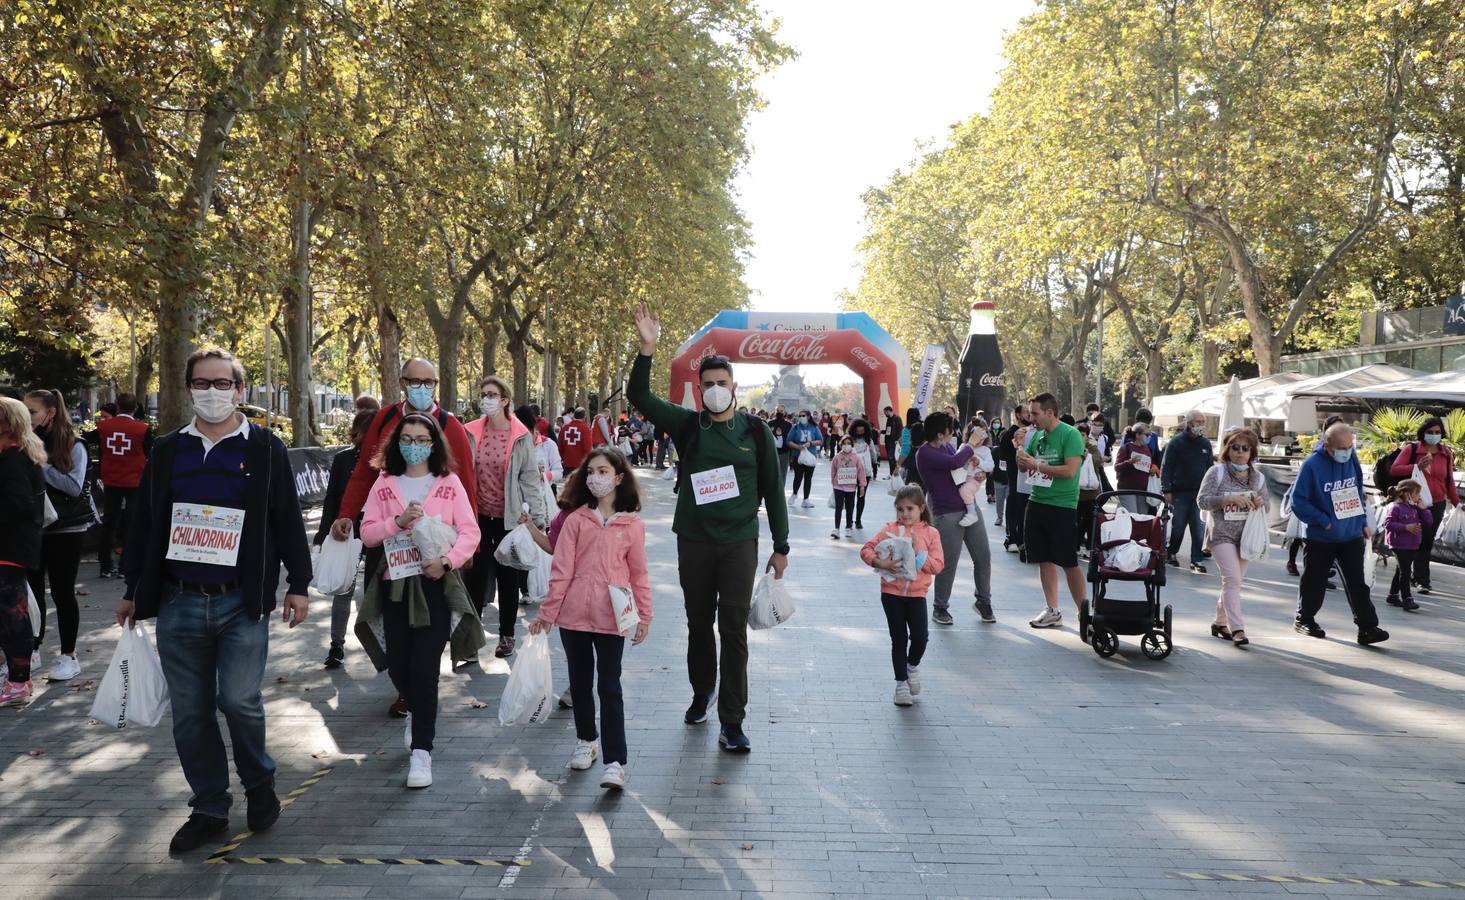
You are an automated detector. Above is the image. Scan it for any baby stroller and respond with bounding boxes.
[1081,490,1174,660]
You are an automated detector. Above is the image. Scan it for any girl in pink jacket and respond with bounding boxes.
[528,448,651,791]
[830,436,869,540]
[361,413,481,790]
[859,486,945,708]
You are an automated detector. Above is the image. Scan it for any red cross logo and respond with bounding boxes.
[106,432,133,455]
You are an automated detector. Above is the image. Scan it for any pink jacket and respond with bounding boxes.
[537,506,653,635]
[829,450,869,493]
[859,520,945,598]
[360,472,482,575]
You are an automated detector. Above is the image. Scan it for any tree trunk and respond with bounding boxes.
[133,334,155,404]
[481,319,499,379]
[1144,347,1164,406]
[509,337,529,404]
[541,347,560,418]
[563,361,579,411]
[1068,355,1088,417]
[285,211,314,446]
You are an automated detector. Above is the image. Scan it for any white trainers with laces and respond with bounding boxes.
[47,654,80,682]
[906,665,921,696]
[406,749,432,788]
[569,739,599,771]
[958,511,980,527]
[600,762,627,790]
[893,681,914,706]
[1029,607,1063,628]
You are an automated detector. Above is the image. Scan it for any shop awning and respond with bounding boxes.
[1251,364,1424,429]
[1151,373,1307,419]
[1334,368,1465,405]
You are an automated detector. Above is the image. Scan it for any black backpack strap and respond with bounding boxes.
[672,413,702,495]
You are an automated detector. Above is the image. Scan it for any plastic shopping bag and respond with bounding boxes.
[1363,539,1379,588]
[1105,540,1149,572]
[1099,507,1133,545]
[413,514,458,562]
[1078,456,1101,491]
[494,524,540,571]
[497,632,554,726]
[888,472,905,496]
[1434,505,1464,549]
[1413,465,1434,507]
[1146,473,1163,508]
[1240,508,1270,561]
[607,585,639,636]
[525,546,553,603]
[91,623,170,728]
[661,465,677,481]
[311,533,362,596]
[798,448,819,468]
[749,574,796,630]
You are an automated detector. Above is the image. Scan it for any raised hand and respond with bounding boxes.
[634,301,660,354]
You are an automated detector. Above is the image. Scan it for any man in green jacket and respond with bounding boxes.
[630,301,790,753]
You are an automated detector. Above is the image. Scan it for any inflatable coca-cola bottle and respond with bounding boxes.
[957,300,1005,425]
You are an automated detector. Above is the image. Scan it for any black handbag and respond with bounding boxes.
[46,478,97,531]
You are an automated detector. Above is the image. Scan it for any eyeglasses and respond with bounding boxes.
[399,437,434,447]
[189,378,239,391]
[481,391,504,399]
[403,378,438,389]
[1228,444,1251,453]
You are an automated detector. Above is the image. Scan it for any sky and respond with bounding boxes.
[728,0,1035,389]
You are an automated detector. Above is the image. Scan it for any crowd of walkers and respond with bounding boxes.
[0,317,1451,855]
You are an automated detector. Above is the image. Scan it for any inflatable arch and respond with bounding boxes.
[669,311,911,418]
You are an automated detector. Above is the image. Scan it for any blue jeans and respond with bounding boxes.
[155,587,274,818]
[1166,491,1206,565]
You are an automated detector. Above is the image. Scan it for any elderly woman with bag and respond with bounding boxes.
[1197,427,1266,647]
[1388,417,1463,595]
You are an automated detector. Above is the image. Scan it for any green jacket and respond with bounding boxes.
[355,561,486,670]
[628,353,790,552]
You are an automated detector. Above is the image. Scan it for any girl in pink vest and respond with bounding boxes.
[361,414,480,789]
[860,487,945,708]
[528,449,651,791]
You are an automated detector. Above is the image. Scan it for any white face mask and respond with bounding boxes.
[191,388,237,424]
[702,384,734,414]
[586,473,616,498]
[479,397,501,417]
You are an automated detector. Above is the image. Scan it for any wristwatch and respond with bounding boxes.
[774,543,791,556]
[440,557,453,571]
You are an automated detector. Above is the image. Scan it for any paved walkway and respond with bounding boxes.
[4,461,1465,899]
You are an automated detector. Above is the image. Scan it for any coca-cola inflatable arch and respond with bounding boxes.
[668,311,911,418]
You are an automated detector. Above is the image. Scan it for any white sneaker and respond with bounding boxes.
[600,762,627,790]
[788,495,797,507]
[568,739,598,770]
[47,654,80,682]
[958,511,980,527]
[906,665,921,696]
[843,528,854,539]
[30,647,41,673]
[893,681,914,706]
[1029,607,1063,628]
[406,749,432,788]
[403,713,413,751]
[802,499,816,509]
[830,530,841,539]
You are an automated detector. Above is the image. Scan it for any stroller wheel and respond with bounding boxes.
[1141,631,1172,660]
[1091,626,1119,658]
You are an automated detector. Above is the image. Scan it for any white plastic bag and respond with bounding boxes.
[1105,540,1149,572]
[1413,465,1434,507]
[874,532,918,581]
[1146,473,1162,508]
[607,584,639,636]
[798,448,819,468]
[311,533,362,596]
[494,523,540,571]
[1099,507,1132,545]
[661,465,677,481]
[887,472,905,496]
[25,582,40,638]
[91,623,170,728]
[1078,456,1101,491]
[749,574,796,630]
[1240,508,1270,561]
[1363,539,1378,588]
[498,632,554,725]
[41,493,58,529]
[525,546,553,602]
[413,514,458,562]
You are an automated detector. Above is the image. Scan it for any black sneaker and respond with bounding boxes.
[1326,581,1339,591]
[1189,563,1207,574]
[169,812,228,853]
[388,695,409,718]
[323,642,344,669]
[1402,597,1420,611]
[1294,620,1326,639]
[1166,555,1180,568]
[684,693,712,725]
[974,601,996,623]
[1357,626,1390,646]
[718,723,752,753]
[245,782,280,833]
[932,608,954,626]
[1386,595,1403,607]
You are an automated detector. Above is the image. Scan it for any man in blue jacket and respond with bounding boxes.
[1289,423,1388,645]
[1161,410,1214,573]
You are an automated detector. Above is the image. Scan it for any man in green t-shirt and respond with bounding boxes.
[628,302,790,754]
[1015,392,1088,629]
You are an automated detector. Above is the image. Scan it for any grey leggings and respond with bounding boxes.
[932,509,993,611]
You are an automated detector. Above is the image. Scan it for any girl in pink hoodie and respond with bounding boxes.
[528,448,651,791]
[860,487,945,708]
[361,413,481,789]
[830,436,869,540]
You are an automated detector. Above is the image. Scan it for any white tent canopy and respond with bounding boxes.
[1249,363,1424,430]
[1334,369,1465,405]
[1151,373,1307,419]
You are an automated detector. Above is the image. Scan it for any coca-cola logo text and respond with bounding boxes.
[850,346,881,371]
[737,333,830,363]
[978,373,1004,387]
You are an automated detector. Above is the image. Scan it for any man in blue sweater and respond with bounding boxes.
[1289,423,1388,645]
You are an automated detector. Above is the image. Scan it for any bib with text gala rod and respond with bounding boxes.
[690,465,740,506]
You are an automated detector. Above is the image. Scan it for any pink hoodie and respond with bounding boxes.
[829,449,869,493]
[360,472,482,575]
[537,506,652,636]
[859,520,945,598]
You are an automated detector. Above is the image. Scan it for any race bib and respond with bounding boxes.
[384,532,423,580]
[1224,507,1251,522]
[690,465,740,506]
[1029,471,1054,489]
[1132,453,1151,470]
[836,466,858,485]
[166,504,245,567]
[1331,485,1364,519]
[998,460,1007,471]
[774,434,785,449]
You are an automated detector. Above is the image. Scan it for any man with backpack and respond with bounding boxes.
[629,301,789,754]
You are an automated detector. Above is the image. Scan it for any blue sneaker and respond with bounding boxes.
[718,724,751,753]
[684,693,712,725]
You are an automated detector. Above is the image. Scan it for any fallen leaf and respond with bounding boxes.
[741,843,753,851]
[76,590,90,597]
[711,778,725,785]
[67,680,95,693]
[28,749,45,758]
[276,676,289,684]
[469,700,487,709]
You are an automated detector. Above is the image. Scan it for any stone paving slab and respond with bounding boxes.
[3,461,1465,898]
